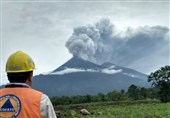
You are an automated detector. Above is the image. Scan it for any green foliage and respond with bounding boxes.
[51,85,157,106]
[127,84,141,100]
[127,85,157,100]
[148,65,170,103]
[107,91,127,101]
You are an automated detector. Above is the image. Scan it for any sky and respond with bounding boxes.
[0,0,169,85]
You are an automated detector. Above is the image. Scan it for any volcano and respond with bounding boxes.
[32,56,150,96]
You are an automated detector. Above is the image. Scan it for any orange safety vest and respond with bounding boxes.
[0,86,43,118]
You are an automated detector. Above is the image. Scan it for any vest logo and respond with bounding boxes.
[0,94,21,118]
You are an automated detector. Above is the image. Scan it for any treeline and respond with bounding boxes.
[51,84,158,106]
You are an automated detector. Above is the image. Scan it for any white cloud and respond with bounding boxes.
[123,73,137,78]
[102,69,122,74]
[50,67,122,75]
[50,68,86,75]
[108,65,115,69]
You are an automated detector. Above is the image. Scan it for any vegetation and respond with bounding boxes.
[51,85,157,106]
[148,65,170,102]
[51,85,161,118]
[53,100,170,118]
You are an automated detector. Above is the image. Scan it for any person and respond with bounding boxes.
[0,51,57,118]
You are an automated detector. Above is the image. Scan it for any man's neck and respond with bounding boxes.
[6,83,30,88]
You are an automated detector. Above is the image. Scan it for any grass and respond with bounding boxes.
[54,100,170,118]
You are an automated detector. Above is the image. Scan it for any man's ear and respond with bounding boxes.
[28,74,33,82]
[27,72,33,85]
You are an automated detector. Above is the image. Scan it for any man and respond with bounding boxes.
[0,51,57,118]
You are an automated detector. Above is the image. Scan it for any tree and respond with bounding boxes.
[148,65,170,103]
[127,84,141,100]
[107,91,125,101]
[97,93,106,102]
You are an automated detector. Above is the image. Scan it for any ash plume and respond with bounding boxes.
[66,18,169,66]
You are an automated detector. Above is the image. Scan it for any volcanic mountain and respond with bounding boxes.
[32,56,150,96]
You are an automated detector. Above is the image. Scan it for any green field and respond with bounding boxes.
[54,100,170,118]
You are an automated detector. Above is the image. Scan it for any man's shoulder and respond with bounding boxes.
[29,88,44,95]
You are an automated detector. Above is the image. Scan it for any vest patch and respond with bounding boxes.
[0,94,21,118]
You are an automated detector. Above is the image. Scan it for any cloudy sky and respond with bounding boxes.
[1,0,169,84]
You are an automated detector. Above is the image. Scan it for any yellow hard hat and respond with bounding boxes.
[6,51,35,73]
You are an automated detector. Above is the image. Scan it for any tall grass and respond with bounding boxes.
[55,100,170,118]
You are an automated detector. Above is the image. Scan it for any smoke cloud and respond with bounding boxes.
[66,18,169,67]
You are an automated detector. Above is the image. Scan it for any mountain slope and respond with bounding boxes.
[32,56,150,96]
[52,56,104,72]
